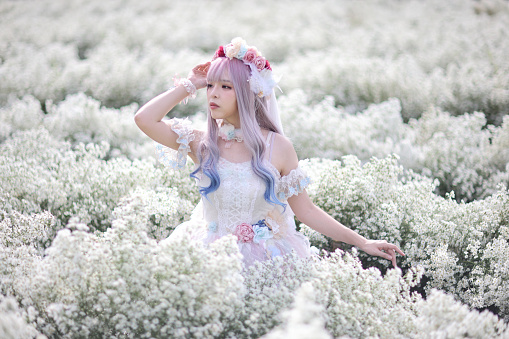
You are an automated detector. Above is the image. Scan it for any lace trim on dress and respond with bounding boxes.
[155,118,195,169]
[277,167,311,201]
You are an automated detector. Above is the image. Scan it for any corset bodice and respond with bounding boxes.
[201,158,278,236]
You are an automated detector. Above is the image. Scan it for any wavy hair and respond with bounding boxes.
[191,57,284,208]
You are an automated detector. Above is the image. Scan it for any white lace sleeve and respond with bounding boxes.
[276,167,312,201]
[155,118,195,169]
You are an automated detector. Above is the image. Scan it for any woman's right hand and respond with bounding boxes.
[135,62,210,161]
[188,62,211,90]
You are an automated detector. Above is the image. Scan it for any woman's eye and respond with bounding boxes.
[222,85,232,89]
[206,84,212,89]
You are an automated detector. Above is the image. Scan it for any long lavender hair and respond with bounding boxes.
[191,57,284,208]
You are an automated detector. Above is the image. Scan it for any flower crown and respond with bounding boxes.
[212,37,277,98]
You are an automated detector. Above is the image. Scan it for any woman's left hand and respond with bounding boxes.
[359,240,405,268]
[187,62,211,90]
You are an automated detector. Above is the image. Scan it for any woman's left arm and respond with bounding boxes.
[288,192,404,268]
[273,134,404,267]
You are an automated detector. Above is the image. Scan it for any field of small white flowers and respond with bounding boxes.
[1,0,509,337]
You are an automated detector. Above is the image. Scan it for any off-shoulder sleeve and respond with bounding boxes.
[155,118,195,169]
[276,166,312,201]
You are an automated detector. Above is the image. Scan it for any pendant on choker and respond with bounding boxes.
[218,121,243,148]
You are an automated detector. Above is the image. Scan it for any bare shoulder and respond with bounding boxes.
[271,133,299,176]
[272,133,294,154]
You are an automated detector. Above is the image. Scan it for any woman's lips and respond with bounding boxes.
[209,103,219,109]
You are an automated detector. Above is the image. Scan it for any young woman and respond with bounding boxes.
[135,38,404,267]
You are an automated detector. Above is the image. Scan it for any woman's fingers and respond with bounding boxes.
[391,244,405,257]
[381,243,405,257]
[362,240,405,268]
[188,62,211,89]
[193,62,210,73]
[374,242,404,268]
[377,247,397,268]
[372,247,392,261]
[388,249,398,268]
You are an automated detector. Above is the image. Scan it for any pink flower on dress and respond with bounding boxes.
[234,223,255,243]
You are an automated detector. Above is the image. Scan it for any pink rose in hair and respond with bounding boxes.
[243,48,258,64]
[234,223,255,243]
[253,56,266,71]
[265,60,272,70]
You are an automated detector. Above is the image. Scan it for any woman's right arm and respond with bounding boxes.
[134,62,210,163]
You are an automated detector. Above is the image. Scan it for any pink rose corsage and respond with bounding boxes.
[234,223,255,243]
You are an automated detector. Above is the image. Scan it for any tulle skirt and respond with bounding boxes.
[163,205,313,267]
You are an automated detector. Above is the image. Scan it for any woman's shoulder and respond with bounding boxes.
[270,133,299,176]
[271,133,294,153]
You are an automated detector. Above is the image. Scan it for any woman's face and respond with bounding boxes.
[207,73,240,127]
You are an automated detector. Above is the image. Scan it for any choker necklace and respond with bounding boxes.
[218,121,243,148]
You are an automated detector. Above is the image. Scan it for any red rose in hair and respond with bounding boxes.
[265,60,272,70]
[213,46,225,59]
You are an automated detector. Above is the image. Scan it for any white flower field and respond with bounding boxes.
[1,0,509,337]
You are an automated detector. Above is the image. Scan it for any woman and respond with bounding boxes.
[135,38,404,267]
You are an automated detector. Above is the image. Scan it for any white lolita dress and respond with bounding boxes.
[156,118,312,266]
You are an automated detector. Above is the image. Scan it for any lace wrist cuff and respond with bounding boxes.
[173,76,197,104]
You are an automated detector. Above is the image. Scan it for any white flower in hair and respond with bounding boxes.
[248,64,276,98]
[225,37,247,59]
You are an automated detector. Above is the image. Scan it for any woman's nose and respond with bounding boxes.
[210,85,219,97]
